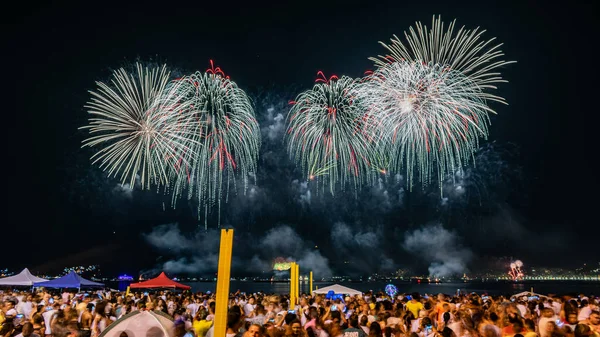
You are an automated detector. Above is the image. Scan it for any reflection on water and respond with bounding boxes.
[511,283,526,291]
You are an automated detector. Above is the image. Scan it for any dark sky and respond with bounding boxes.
[5,0,597,276]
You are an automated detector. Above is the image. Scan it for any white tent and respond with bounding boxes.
[0,268,48,286]
[510,291,549,300]
[312,284,363,296]
[98,310,174,337]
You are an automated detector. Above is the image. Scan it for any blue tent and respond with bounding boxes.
[33,271,104,289]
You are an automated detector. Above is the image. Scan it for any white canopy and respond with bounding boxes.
[511,291,549,300]
[0,268,48,286]
[312,284,363,296]
[98,310,174,337]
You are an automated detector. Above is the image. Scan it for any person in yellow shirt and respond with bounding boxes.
[406,293,424,319]
[193,307,213,337]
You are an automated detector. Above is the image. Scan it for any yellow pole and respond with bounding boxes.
[295,264,300,300]
[290,262,296,308]
[309,271,313,295]
[214,229,234,337]
[294,262,298,307]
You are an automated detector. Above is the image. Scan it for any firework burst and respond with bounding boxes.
[81,64,195,191]
[286,72,377,194]
[360,16,513,189]
[508,259,524,281]
[167,61,261,225]
[371,16,513,97]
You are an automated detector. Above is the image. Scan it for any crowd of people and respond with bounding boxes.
[0,288,598,337]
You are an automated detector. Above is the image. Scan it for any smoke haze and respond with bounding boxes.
[403,224,473,277]
[144,224,333,277]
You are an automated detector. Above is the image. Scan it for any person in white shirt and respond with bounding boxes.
[516,300,528,317]
[245,303,266,326]
[538,308,558,337]
[19,295,34,320]
[387,308,402,328]
[578,300,592,322]
[16,299,25,315]
[551,299,562,315]
[243,297,256,317]
[16,294,24,304]
[4,299,18,319]
[187,298,200,317]
[42,304,59,336]
[62,292,70,304]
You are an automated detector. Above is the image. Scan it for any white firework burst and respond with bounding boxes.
[81,63,196,191]
[371,15,513,100]
[359,61,492,187]
[359,16,513,189]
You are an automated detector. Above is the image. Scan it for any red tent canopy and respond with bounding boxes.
[129,272,191,290]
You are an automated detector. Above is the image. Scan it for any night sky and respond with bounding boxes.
[5,0,597,277]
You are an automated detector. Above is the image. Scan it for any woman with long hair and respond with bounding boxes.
[156,299,166,313]
[91,300,112,337]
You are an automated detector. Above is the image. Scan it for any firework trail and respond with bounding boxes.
[508,259,524,281]
[358,16,514,190]
[167,61,261,226]
[81,63,196,191]
[286,72,378,194]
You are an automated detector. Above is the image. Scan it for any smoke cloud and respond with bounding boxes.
[144,224,332,277]
[263,108,286,141]
[403,224,473,277]
[291,180,312,207]
[330,222,397,273]
[143,225,222,274]
[112,183,133,199]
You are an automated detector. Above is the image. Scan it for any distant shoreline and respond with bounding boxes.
[102,280,600,296]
